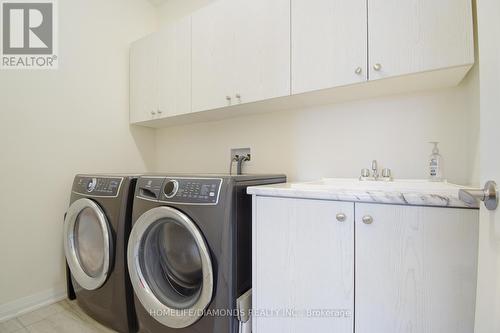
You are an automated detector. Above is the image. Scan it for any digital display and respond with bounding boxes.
[200,184,210,196]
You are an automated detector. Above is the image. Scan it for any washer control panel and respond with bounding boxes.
[74,176,122,197]
[160,178,222,204]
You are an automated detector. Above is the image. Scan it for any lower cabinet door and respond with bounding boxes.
[253,196,354,333]
[355,203,479,333]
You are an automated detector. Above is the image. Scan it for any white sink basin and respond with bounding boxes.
[291,178,465,192]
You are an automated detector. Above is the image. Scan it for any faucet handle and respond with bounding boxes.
[360,168,370,180]
[381,168,392,181]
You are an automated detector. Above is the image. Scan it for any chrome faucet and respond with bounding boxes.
[360,160,393,181]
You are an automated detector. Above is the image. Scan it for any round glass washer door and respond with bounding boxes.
[127,206,214,329]
[63,198,113,290]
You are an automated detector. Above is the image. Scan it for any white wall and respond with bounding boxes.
[0,0,157,318]
[154,0,480,185]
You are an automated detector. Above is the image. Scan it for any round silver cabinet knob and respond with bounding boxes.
[157,109,163,114]
[150,110,156,115]
[373,63,382,71]
[362,215,373,224]
[235,93,241,100]
[336,213,346,222]
[355,67,363,75]
[226,96,232,101]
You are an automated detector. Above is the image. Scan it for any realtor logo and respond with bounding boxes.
[1,0,58,69]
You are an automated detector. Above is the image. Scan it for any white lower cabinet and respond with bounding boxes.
[252,197,479,333]
[253,196,354,333]
[355,203,479,333]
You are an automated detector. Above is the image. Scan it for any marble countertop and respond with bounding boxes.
[247,178,478,208]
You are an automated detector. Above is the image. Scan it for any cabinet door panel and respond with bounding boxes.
[157,17,192,118]
[130,34,158,123]
[233,0,291,104]
[191,0,235,112]
[253,197,354,333]
[368,0,474,80]
[292,0,367,94]
[355,203,478,333]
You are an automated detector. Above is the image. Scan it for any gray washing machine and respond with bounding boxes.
[127,174,286,333]
[64,174,138,333]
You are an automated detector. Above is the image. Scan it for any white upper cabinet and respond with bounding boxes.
[130,0,475,126]
[368,0,474,80]
[191,0,235,112]
[232,0,291,105]
[192,0,290,112]
[291,0,368,94]
[130,18,192,124]
[157,16,192,118]
[130,33,158,124]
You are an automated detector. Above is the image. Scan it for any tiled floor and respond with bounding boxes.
[0,300,116,333]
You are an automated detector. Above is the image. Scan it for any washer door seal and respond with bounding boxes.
[127,206,214,329]
[64,198,112,290]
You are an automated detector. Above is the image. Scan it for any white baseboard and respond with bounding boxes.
[0,286,67,322]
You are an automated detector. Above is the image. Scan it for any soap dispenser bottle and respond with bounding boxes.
[428,142,443,182]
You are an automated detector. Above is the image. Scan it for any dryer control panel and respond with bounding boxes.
[74,176,123,197]
[160,178,222,205]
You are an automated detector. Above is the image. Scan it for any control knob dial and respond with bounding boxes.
[164,180,179,198]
